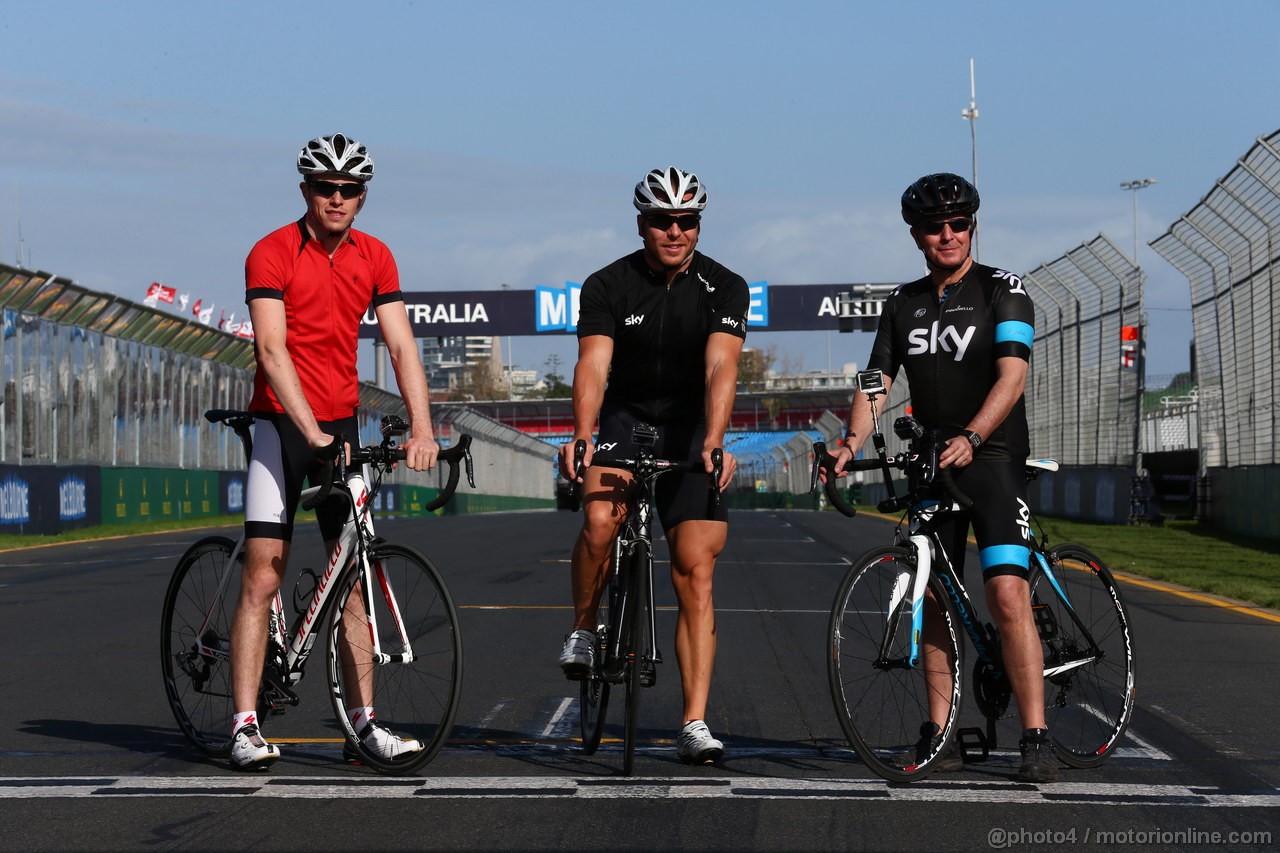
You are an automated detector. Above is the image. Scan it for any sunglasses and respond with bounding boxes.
[645,213,701,232]
[919,217,972,235]
[307,180,366,200]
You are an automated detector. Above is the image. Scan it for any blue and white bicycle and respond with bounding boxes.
[814,378,1135,782]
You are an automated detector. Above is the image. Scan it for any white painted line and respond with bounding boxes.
[540,698,574,739]
[0,776,1273,806]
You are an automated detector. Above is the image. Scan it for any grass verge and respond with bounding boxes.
[853,506,1280,612]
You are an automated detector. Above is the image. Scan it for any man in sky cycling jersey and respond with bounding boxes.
[825,173,1058,783]
[557,167,749,765]
[228,134,439,770]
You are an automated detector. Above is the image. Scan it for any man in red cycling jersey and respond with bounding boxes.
[557,167,748,765]
[228,133,438,769]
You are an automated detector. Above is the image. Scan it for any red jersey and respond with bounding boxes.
[245,219,404,420]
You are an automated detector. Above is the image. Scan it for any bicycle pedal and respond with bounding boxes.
[957,726,989,763]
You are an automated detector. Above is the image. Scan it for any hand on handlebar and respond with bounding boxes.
[560,437,593,483]
[818,444,854,484]
[400,433,440,472]
[702,446,734,492]
[938,434,975,469]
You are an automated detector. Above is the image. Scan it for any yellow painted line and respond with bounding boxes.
[1107,571,1280,624]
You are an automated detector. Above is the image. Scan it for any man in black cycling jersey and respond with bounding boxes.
[557,167,748,765]
[228,134,439,770]
[826,173,1056,783]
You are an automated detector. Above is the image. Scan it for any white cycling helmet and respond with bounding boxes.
[296,133,375,182]
[633,166,708,212]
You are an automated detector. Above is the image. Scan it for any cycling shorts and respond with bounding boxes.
[932,457,1032,581]
[595,405,728,535]
[244,412,359,542]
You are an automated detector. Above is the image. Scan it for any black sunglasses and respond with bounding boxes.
[645,213,701,232]
[307,180,366,200]
[919,217,972,235]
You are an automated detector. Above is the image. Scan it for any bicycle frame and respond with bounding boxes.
[189,463,408,699]
[604,453,662,682]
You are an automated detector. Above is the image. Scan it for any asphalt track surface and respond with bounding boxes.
[2,508,1278,852]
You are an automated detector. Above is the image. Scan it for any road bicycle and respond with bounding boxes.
[161,409,474,775]
[568,424,722,775]
[813,378,1135,782]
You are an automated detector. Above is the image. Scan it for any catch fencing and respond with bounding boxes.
[1151,129,1280,470]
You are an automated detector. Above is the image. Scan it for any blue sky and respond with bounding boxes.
[3,1,1276,385]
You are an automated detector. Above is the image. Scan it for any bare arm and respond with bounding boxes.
[938,355,1027,469]
[560,334,613,480]
[375,299,438,471]
[247,298,329,449]
[703,332,743,489]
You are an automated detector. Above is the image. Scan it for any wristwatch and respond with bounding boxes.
[961,429,983,450]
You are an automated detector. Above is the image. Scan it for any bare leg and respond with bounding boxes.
[666,519,727,724]
[569,467,632,630]
[231,538,289,716]
[985,574,1046,730]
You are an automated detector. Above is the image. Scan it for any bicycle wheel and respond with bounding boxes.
[161,536,242,757]
[1032,543,1135,768]
[327,542,463,775]
[828,545,963,782]
[579,572,614,755]
[621,540,650,776]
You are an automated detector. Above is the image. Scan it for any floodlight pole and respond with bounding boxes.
[1120,178,1157,264]
[1119,178,1156,514]
[961,58,980,261]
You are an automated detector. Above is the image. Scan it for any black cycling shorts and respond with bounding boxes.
[932,457,1033,581]
[595,405,728,535]
[244,412,359,542]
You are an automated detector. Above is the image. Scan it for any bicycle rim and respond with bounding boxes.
[327,543,463,775]
[828,545,963,782]
[579,572,612,754]
[160,536,240,757]
[622,542,650,776]
[1034,544,1135,768]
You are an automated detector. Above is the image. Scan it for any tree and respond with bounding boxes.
[738,345,778,392]
[540,354,572,399]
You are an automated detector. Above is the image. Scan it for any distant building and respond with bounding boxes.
[421,335,497,393]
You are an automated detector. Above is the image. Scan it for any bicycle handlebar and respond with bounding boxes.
[567,443,724,511]
[811,436,974,518]
[300,433,475,513]
[425,435,476,512]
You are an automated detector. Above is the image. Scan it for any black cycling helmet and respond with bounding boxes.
[901,173,979,225]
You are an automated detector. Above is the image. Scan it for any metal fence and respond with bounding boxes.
[0,262,456,490]
[1023,237,1144,467]
[1151,129,1280,469]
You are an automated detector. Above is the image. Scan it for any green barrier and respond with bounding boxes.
[447,493,555,514]
[100,468,221,525]
[376,485,553,517]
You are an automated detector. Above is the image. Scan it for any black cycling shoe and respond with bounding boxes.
[892,721,963,772]
[1017,728,1060,783]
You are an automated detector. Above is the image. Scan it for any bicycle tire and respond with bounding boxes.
[326,542,463,775]
[621,540,650,776]
[828,544,963,782]
[160,535,242,757]
[1032,543,1135,768]
[578,571,614,755]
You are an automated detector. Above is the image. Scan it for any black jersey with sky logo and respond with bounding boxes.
[577,250,749,425]
[867,262,1036,459]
